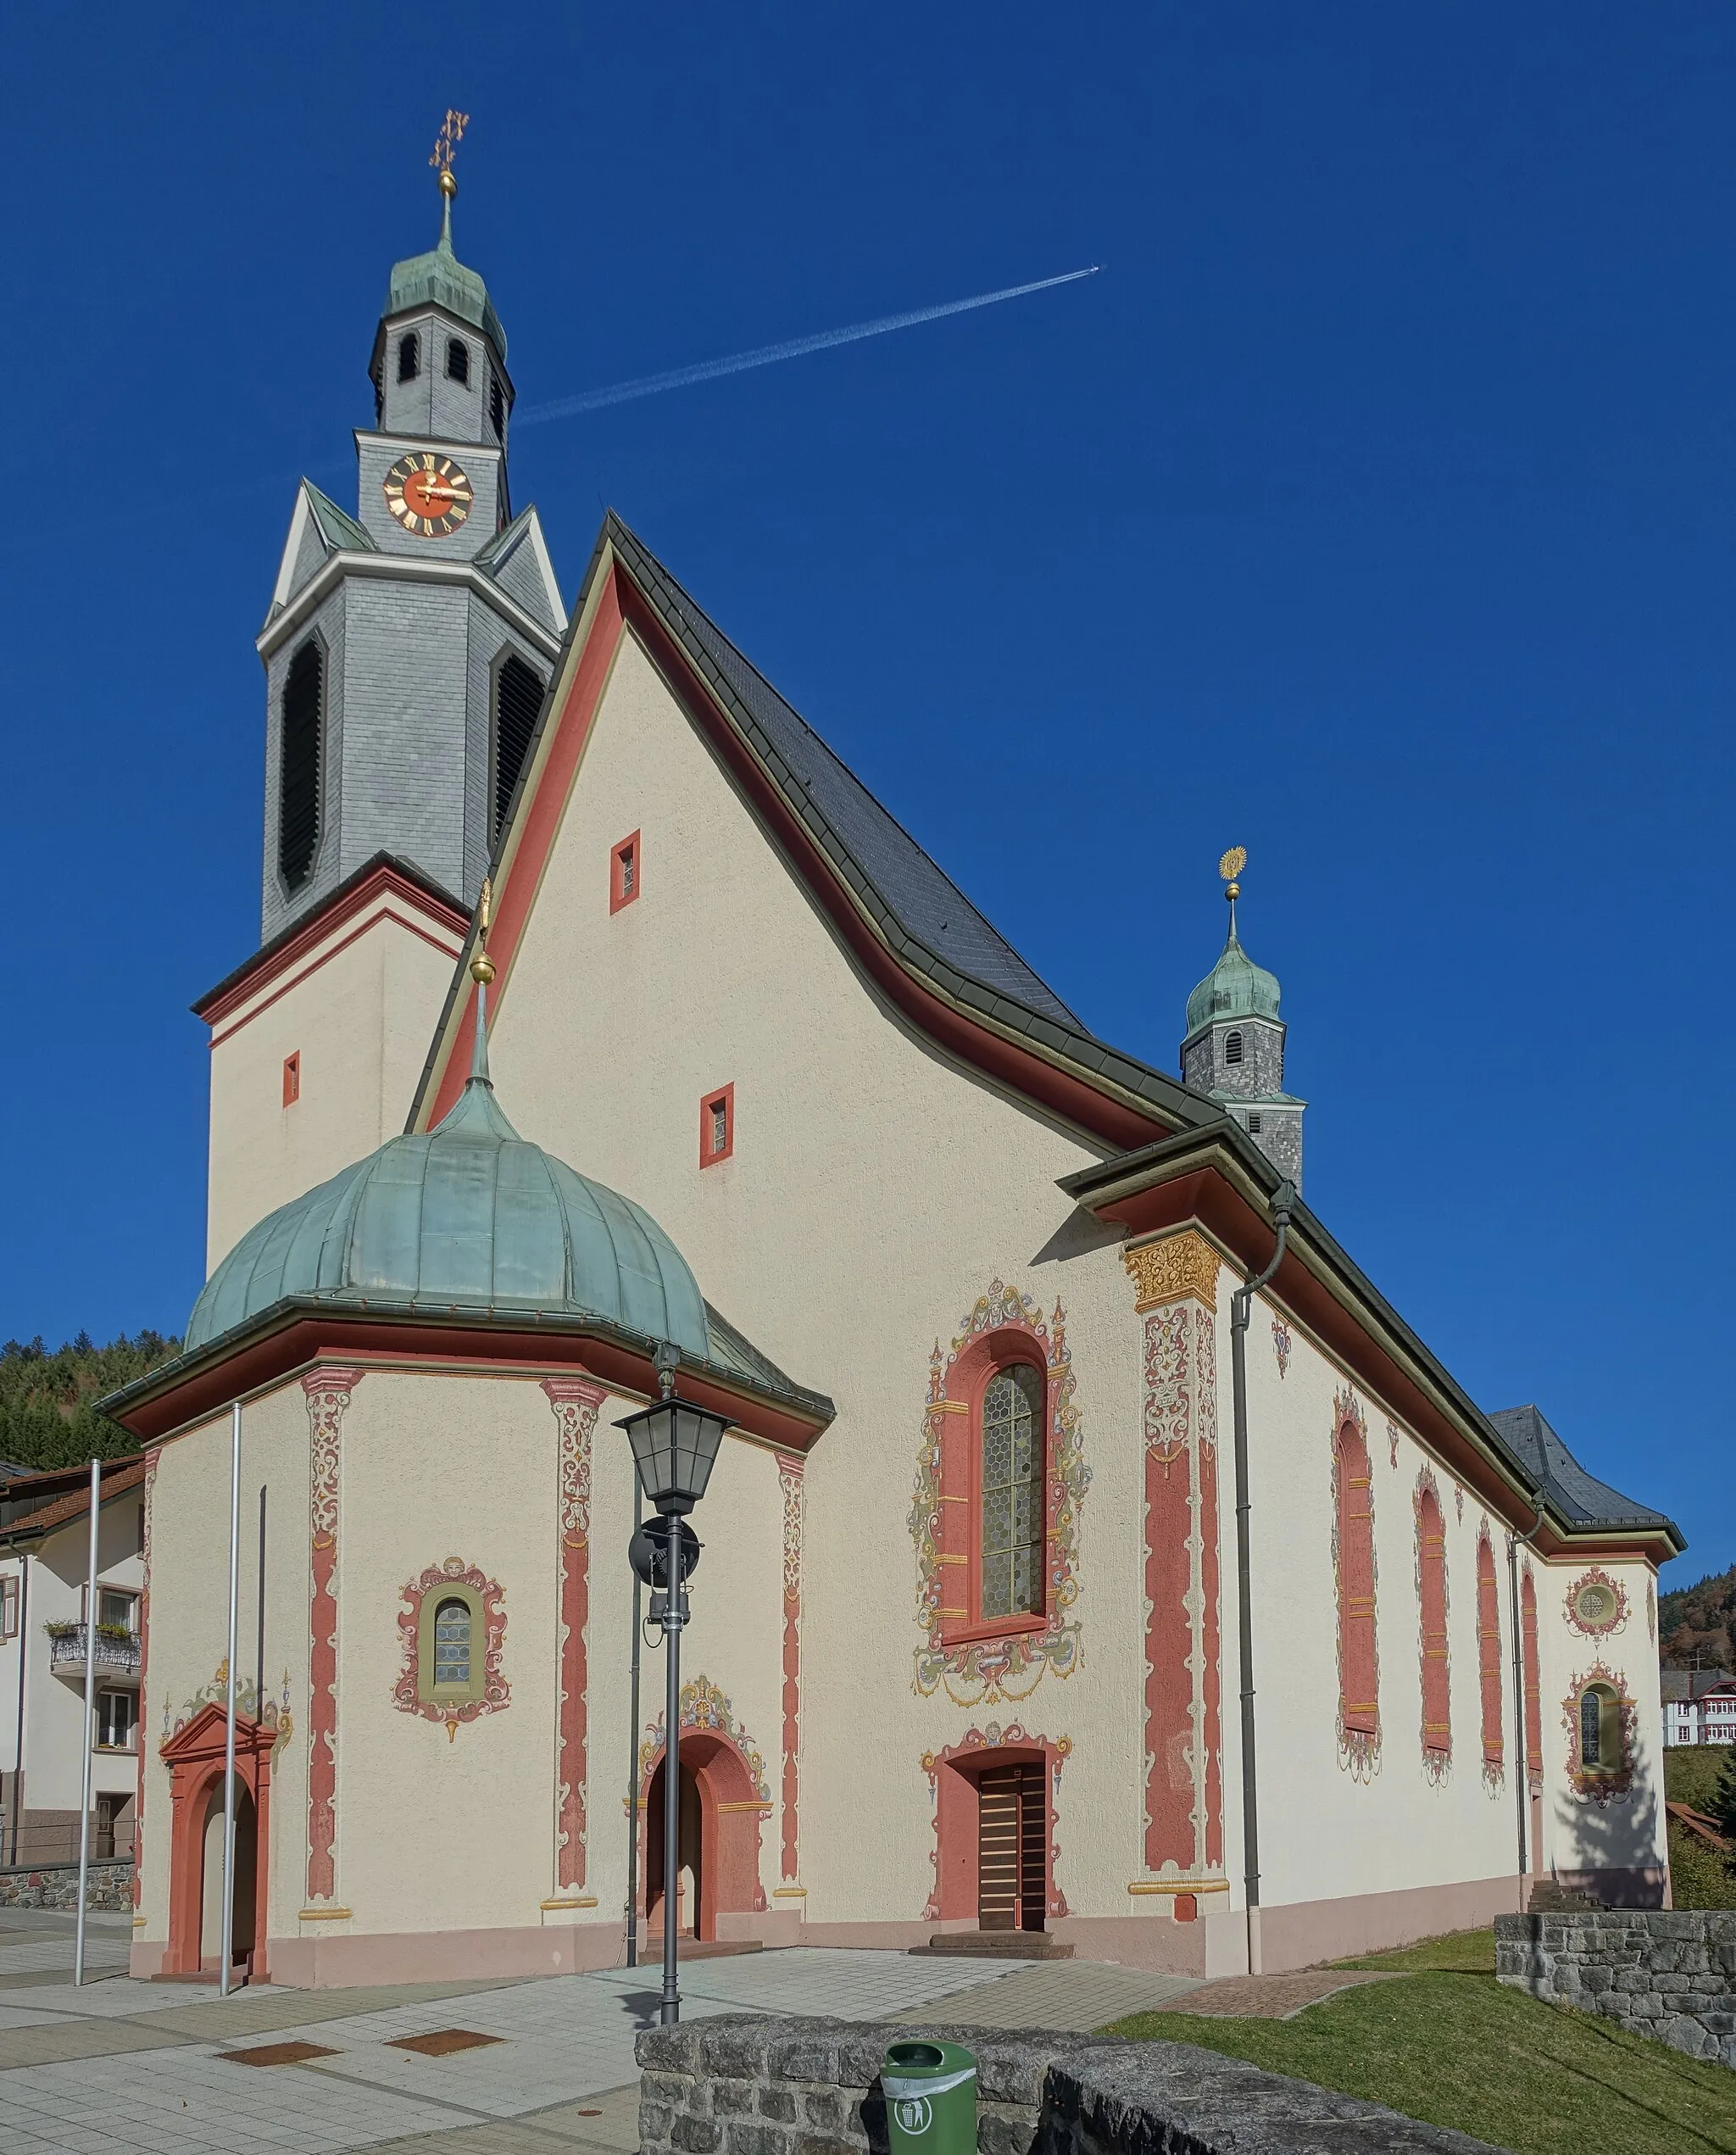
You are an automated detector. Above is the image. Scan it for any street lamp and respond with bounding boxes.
[617,1350,730,2027]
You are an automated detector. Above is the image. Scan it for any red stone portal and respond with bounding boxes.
[639,1729,769,1942]
[160,1702,274,1980]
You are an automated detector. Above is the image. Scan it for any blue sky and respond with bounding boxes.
[5,6,1731,1577]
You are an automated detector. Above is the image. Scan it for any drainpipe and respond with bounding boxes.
[1507,1480,1546,1896]
[8,1555,26,1867]
[1230,1177,1294,1978]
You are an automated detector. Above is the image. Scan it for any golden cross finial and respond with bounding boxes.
[430,110,470,198]
[1218,844,1246,910]
[470,876,495,985]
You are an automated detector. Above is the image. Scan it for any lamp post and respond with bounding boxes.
[616,1351,730,2028]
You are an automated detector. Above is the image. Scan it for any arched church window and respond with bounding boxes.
[1416,1482,1449,1765]
[1477,1529,1504,1772]
[1577,1682,1622,1774]
[980,1363,1045,1622]
[397,331,420,383]
[277,639,323,890]
[1224,1030,1244,1065]
[1334,1413,1379,1753]
[447,337,470,386]
[492,654,546,841]
[490,372,506,441]
[433,1598,471,1688]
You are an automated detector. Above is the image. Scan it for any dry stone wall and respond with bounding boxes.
[0,1860,134,1911]
[1497,1909,1736,2066]
[637,2015,1504,2155]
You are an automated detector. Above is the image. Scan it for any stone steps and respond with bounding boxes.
[909,1929,1075,1961]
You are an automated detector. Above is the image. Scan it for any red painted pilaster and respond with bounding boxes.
[545,1377,607,1892]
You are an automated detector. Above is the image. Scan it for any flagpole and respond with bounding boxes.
[220,1402,241,1995]
[73,1457,99,1986]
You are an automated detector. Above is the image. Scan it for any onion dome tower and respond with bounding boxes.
[1180,848,1305,1190]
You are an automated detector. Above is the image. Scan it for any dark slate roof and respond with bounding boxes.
[1661,1668,1736,1702]
[1488,1403,1677,1536]
[608,519,1082,1030]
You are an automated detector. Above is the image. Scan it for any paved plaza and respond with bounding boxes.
[0,1909,1202,2155]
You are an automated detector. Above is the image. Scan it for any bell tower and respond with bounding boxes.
[198,122,568,1272]
[253,114,566,949]
[1179,849,1306,1190]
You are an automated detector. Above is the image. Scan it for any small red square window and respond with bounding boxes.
[282,1052,301,1107]
[610,832,641,914]
[699,1084,734,1168]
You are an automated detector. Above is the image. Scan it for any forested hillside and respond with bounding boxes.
[1660,1565,1736,1670]
[0,1332,180,1473]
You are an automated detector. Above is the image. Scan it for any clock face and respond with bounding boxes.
[383,452,473,538]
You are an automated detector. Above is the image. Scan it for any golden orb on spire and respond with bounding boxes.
[1218,844,1246,902]
[429,109,470,198]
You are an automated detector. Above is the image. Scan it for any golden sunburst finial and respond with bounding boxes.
[1218,845,1247,884]
[430,109,470,201]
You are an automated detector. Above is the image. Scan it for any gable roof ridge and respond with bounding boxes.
[602,512,1087,1034]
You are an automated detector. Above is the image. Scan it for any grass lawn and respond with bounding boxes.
[1103,1926,1736,2154]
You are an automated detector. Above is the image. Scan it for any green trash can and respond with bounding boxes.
[882,2038,978,2155]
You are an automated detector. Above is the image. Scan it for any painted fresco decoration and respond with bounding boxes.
[1453,1482,1465,1523]
[1270,1317,1292,1379]
[545,1377,606,1893]
[162,1662,292,1751]
[1387,1421,1400,1470]
[1565,1566,1630,1640]
[1647,1581,1656,1644]
[639,1674,771,1804]
[920,1723,1071,1921]
[392,1558,509,1739]
[909,1283,1089,1705]
[1562,1661,1638,1805]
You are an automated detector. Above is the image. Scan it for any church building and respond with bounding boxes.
[105,172,1682,1988]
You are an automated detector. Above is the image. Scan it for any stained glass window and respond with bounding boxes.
[434,1597,471,1689]
[1579,1687,1602,1766]
[980,1364,1045,1621]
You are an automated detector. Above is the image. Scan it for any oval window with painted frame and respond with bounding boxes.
[383,452,474,537]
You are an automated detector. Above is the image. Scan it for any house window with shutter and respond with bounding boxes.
[492,654,545,842]
[398,331,420,383]
[0,1575,17,1640]
[278,639,323,889]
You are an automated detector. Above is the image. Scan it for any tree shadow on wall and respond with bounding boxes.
[1554,1778,1664,1905]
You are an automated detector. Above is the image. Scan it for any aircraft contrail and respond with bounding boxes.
[515,266,1102,426]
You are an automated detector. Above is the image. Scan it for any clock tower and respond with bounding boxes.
[254,153,565,949]
[197,138,566,1270]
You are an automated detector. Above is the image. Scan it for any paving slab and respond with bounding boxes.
[890,1959,1203,2030]
[1173,1968,1404,2019]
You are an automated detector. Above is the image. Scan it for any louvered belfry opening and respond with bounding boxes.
[976,1762,1046,1931]
[278,640,323,889]
[492,654,545,841]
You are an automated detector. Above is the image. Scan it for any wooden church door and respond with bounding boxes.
[976,1762,1046,1930]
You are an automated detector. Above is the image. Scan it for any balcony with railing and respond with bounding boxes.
[46,1624,142,1685]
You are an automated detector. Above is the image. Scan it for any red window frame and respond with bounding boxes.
[1416,1483,1450,1761]
[282,1051,301,1107]
[698,1083,734,1168]
[1335,1415,1378,1740]
[610,831,642,914]
[1477,1529,1505,1768]
[938,1328,1053,1650]
[1520,1568,1543,1790]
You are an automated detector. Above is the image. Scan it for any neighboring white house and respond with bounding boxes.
[0,1459,148,1867]
[1661,1669,1736,1748]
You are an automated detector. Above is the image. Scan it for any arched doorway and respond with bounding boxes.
[198,1783,257,1968]
[160,1703,273,1980]
[638,1729,770,1944]
[643,1758,702,1941]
